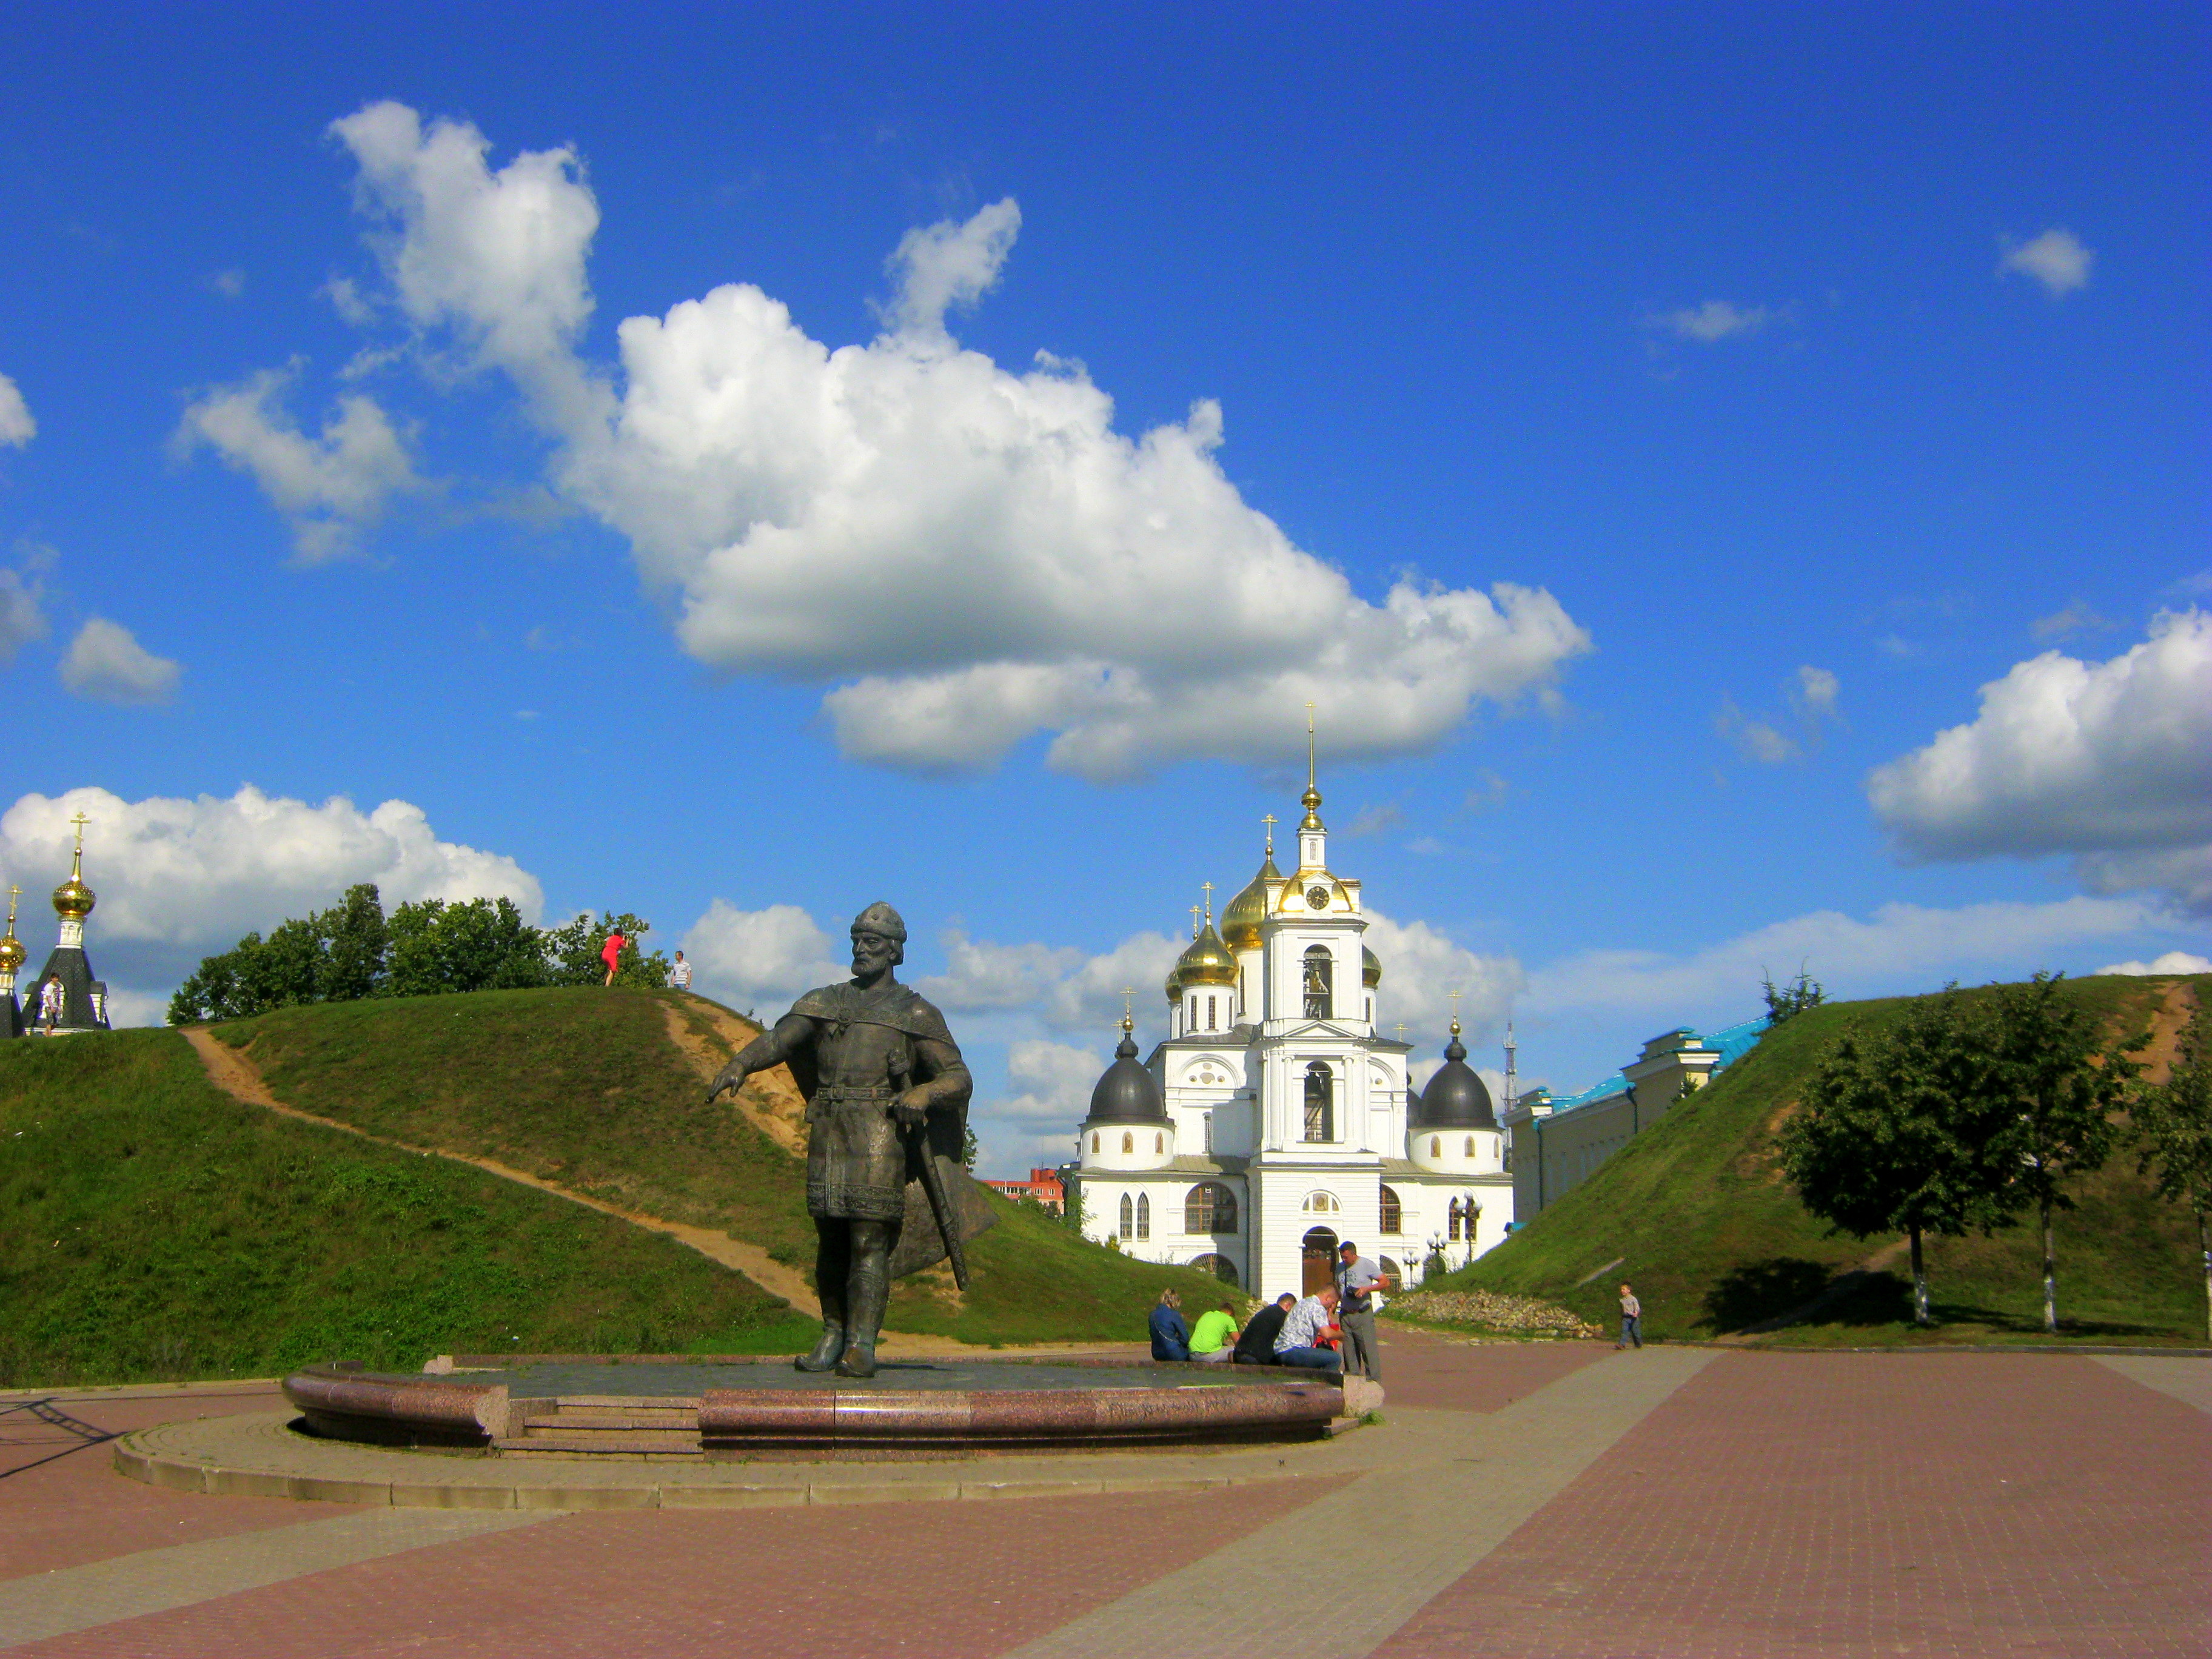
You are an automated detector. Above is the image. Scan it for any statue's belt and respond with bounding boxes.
[808,1084,902,1121]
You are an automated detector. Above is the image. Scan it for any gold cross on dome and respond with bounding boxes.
[1188,903,1202,939]
[1262,813,1277,856]
[1201,880,1215,922]
[68,811,88,851]
[1449,989,1463,1034]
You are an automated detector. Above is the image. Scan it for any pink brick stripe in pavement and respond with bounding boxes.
[16,1474,1352,1658]
[0,1386,313,1580]
[1374,1350,2211,1659]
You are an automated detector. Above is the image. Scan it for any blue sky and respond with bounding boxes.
[2,5,2206,1173]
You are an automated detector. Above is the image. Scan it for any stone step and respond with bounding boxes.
[522,1409,699,1430]
[497,1432,706,1456]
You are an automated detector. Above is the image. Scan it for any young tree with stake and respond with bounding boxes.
[2132,1024,2212,1342]
[1781,987,2017,1327]
[1983,973,2142,1335]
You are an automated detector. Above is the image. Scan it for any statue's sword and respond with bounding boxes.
[892,1052,970,1292]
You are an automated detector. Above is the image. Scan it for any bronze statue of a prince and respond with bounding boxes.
[708,902,979,1378]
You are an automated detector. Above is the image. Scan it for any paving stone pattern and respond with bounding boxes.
[1373,1350,2212,1658]
[3,1334,2204,1657]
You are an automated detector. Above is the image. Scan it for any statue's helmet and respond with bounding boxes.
[851,901,907,944]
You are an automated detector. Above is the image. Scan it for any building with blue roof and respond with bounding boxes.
[1501,1015,1769,1221]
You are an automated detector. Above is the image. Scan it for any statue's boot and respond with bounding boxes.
[834,1260,889,1379]
[795,1319,846,1373]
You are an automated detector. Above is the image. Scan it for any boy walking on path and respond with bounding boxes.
[1334,1240,1386,1381]
[670,950,693,991]
[1618,1283,1643,1349]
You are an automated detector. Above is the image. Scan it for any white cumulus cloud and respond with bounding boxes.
[59,618,181,705]
[0,786,542,1021]
[0,568,47,659]
[0,372,33,447]
[1867,610,2212,910]
[2000,228,2093,297]
[317,102,1592,780]
[1652,300,1773,343]
[1530,895,2163,1020]
[915,929,1085,1014]
[175,361,424,561]
[1796,665,1839,717]
[679,900,845,1013]
[2096,950,2212,977]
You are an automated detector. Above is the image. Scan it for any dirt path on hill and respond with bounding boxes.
[178,1025,825,1321]
[2129,980,2199,1085]
[658,1000,808,1155]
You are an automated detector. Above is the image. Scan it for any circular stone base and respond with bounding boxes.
[114,1407,1375,1510]
[281,1358,1362,1458]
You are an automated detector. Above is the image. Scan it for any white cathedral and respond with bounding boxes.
[1067,748,1512,1296]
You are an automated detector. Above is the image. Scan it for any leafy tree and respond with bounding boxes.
[540,910,669,989]
[2133,1025,2212,1342]
[167,883,389,1022]
[383,897,549,997]
[1981,972,2142,1333]
[1761,965,1826,1026]
[1781,987,2018,1326]
[319,883,388,1001]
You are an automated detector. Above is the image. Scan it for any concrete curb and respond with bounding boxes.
[112,1410,1366,1510]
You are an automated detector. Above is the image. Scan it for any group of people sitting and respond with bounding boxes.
[1145,1240,1388,1382]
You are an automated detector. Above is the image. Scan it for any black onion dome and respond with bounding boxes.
[1412,1028,1496,1129]
[1085,1029,1168,1124]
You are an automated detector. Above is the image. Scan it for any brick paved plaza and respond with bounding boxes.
[2,1332,2204,1658]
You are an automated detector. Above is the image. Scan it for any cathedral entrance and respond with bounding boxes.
[1301,1226,1339,1295]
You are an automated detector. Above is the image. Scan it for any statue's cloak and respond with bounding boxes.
[778,977,993,1279]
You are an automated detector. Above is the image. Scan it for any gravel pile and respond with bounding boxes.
[1388,1288,1603,1339]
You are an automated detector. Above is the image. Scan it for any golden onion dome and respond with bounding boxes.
[0,931,22,976]
[1362,945,1382,988]
[1162,961,1184,1001]
[1219,853,1281,953]
[1174,920,1239,988]
[53,873,95,919]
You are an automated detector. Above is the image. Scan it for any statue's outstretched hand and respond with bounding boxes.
[708,1060,747,1104]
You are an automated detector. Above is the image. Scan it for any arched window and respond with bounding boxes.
[1464,1136,1476,1158]
[1188,1253,1239,1286]
[1202,1111,1213,1153]
[1302,1061,1335,1142]
[1300,1191,1341,1214]
[1379,1185,1402,1235]
[1302,946,1333,1019]
[1378,1255,1403,1292]
[1447,1196,1463,1241]
[1153,1131,1164,1154]
[1207,994,1217,1029]
[1118,1194,1133,1238]
[1429,1135,1441,1159]
[1366,997,1373,1022]
[1301,1225,1339,1295]
[1121,1131,1133,1155]
[1136,1193,1151,1239]
[1185,1182,1238,1234]
[1091,1132,1099,1153]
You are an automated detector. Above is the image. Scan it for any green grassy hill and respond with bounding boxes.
[0,1027,811,1388]
[1423,973,2208,1347]
[204,987,1233,1350]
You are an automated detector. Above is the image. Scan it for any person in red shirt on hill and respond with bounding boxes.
[600,927,626,987]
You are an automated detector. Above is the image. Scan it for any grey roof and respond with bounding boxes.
[1084,1031,1168,1124]
[1411,1031,1496,1129]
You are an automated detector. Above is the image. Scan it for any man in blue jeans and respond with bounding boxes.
[1273,1285,1342,1374]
